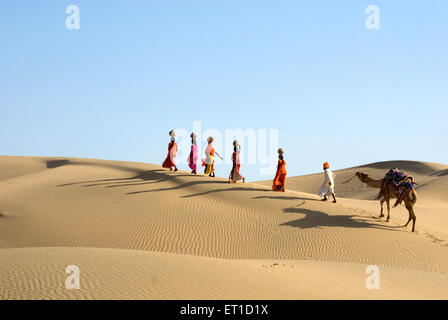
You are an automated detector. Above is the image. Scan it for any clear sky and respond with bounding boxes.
[1,1,447,181]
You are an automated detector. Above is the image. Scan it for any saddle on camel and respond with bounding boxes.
[377,168,416,207]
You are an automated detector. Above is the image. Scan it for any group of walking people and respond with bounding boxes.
[162,130,336,202]
[162,130,245,183]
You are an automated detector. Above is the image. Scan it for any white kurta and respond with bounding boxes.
[318,169,335,197]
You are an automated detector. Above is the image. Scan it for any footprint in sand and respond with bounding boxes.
[422,232,448,247]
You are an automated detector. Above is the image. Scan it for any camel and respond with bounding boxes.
[353,172,418,232]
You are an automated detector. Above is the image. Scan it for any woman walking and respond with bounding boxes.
[202,136,222,177]
[272,148,287,191]
[162,130,178,171]
[188,132,199,174]
[229,140,245,183]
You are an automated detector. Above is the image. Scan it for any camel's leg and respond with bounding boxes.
[379,199,385,218]
[404,205,416,232]
[404,213,412,226]
[385,197,391,222]
[411,208,416,232]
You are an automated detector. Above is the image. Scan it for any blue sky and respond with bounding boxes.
[1,1,447,181]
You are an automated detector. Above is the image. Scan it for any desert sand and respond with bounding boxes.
[1,156,448,299]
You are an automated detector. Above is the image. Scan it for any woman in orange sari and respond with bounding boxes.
[202,136,216,176]
[272,148,286,191]
[162,130,178,171]
[202,136,223,177]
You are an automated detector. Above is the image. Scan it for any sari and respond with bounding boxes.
[272,159,287,191]
[162,142,177,169]
[202,143,215,175]
[229,150,243,182]
[188,144,199,172]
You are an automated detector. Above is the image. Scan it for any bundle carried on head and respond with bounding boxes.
[190,132,197,145]
[168,130,176,142]
[278,148,284,155]
[207,136,214,143]
[233,140,240,151]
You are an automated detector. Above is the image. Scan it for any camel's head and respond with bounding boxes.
[355,172,369,183]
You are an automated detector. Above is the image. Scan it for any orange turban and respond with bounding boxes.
[323,161,330,169]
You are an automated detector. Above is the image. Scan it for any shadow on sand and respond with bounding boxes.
[51,158,272,197]
[57,169,172,188]
[47,159,70,169]
[253,195,321,202]
[181,186,270,198]
[280,206,395,231]
[127,180,231,195]
[432,168,448,176]
[52,159,192,189]
[50,158,404,232]
[51,159,237,194]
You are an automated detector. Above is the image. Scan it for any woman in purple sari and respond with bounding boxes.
[188,132,198,174]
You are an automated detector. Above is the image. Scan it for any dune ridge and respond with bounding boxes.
[1,156,448,299]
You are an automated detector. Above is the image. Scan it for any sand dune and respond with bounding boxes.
[260,160,448,201]
[3,247,448,300]
[1,156,448,299]
[259,160,448,240]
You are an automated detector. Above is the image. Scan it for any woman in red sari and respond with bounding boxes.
[162,130,178,171]
[272,148,286,192]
